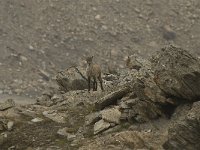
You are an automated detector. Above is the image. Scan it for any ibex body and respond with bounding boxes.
[86,56,104,92]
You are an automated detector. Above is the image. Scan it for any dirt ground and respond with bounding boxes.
[0,0,200,97]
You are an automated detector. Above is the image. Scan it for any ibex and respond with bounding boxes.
[86,56,104,92]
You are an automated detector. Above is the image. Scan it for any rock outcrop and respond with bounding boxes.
[56,66,88,92]
[151,45,200,101]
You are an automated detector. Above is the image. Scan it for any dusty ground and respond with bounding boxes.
[0,0,200,97]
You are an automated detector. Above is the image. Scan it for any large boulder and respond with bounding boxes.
[151,45,200,101]
[56,66,88,92]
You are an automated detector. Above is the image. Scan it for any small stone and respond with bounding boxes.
[8,146,16,150]
[57,127,76,141]
[94,119,110,135]
[31,118,43,123]
[57,127,69,136]
[67,133,76,141]
[0,90,3,94]
[29,45,34,50]
[102,25,108,30]
[20,55,28,61]
[95,15,101,20]
[7,121,14,131]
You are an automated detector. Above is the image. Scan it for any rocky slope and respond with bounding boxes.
[0,45,200,150]
[0,0,200,97]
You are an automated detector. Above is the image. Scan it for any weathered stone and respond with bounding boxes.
[31,117,43,123]
[123,99,162,123]
[94,119,111,135]
[100,107,121,124]
[85,112,100,126]
[95,87,130,110]
[163,101,200,150]
[0,99,15,111]
[43,110,66,123]
[57,127,76,141]
[152,45,200,101]
[56,67,88,92]
[7,121,14,131]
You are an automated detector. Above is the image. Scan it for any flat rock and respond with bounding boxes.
[94,119,111,135]
[100,107,121,124]
[43,110,66,123]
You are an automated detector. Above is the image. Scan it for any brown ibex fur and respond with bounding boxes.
[86,56,104,92]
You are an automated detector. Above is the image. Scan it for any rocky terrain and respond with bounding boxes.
[1,45,200,150]
[0,0,200,150]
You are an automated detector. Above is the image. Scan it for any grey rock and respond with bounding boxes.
[31,117,43,123]
[56,66,88,92]
[152,45,200,101]
[7,121,14,131]
[43,110,66,123]
[85,112,100,126]
[100,107,121,124]
[94,119,111,135]
[95,87,130,110]
[57,127,76,141]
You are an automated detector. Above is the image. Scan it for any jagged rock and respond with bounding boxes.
[152,45,200,101]
[56,67,88,92]
[100,107,121,124]
[85,112,100,126]
[95,87,130,110]
[0,99,15,111]
[94,119,111,135]
[43,110,66,123]
[163,101,200,150]
[120,98,163,123]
